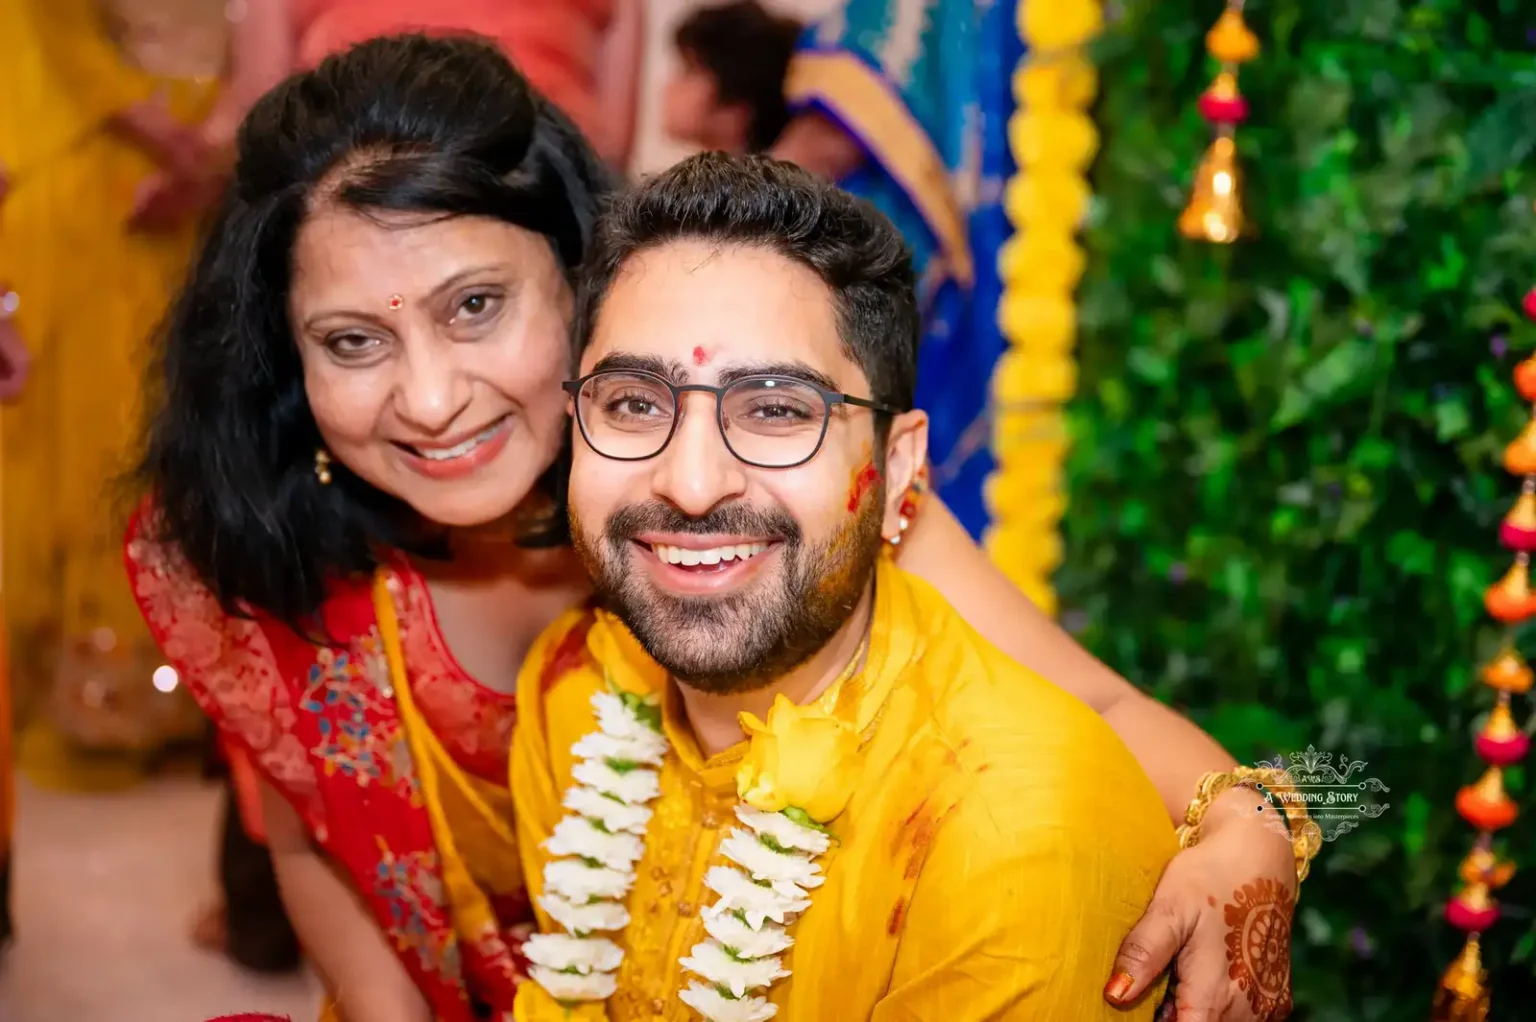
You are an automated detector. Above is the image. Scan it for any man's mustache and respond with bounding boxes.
[605,501,802,545]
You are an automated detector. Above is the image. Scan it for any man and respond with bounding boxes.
[510,153,1175,1021]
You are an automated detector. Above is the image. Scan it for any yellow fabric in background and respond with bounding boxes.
[0,593,11,854]
[513,559,1176,1021]
[0,0,216,774]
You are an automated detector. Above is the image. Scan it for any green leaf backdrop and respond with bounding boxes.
[1058,1,1536,1017]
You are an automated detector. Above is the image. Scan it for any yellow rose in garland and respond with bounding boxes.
[737,694,862,824]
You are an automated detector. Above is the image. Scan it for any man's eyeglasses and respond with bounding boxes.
[562,369,902,468]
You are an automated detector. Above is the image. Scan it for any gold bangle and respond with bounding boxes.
[1176,768,1323,884]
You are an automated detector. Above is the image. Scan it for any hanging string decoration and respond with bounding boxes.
[987,0,1103,615]
[1431,291,1536,1020]
[1178,1,1259,243]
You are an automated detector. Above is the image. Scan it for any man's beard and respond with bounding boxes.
[572,494,885,695]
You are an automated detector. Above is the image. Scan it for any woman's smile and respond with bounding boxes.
[392,413,514,480]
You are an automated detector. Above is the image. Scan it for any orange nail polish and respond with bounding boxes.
[1105,972,1136,1003]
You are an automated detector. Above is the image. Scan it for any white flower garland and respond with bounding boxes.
[677,805,830,1021]
[523,688,668,1001]
[525,688,832,1021]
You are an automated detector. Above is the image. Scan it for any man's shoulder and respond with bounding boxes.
[893,569,1111,751]
[888,571,1172,847]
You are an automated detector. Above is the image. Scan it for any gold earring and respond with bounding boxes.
[314,448,333,485]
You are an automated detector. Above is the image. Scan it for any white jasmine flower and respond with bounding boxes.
[700,903,793,960]
[679,940,789,998]
[678,983,779,1022]
[572,759,661,805]
[720,830,824,890]
[528,965,618,1002]
[734,806,831,855]
[592,691,663,740]
[547,815,645,870]
[545,859,634,903]
[539,893,632,935]
[573,727,668,766]
[703,866,810,929]
[564,785,654,834]
[523,933,624,975]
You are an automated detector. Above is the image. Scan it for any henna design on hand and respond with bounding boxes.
[1223,878,1295,1020]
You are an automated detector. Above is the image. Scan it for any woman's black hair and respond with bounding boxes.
[136,33,615,633]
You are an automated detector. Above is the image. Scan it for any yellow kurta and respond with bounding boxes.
[512,558,1176,1020]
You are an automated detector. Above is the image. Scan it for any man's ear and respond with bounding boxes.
[880,409,929,543]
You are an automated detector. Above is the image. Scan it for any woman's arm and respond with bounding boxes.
[768,110,865,180]
[124,0,292,230]
[894,496,1237,820]
[260,782,431,1022]
[592,0,644,170]
[199,0,295,155]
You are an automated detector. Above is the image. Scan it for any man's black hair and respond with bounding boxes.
[573,152,918,413]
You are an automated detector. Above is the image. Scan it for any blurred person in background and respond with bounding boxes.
[661,0,801,156]
[0,0,271,784]
[1,0,296,972]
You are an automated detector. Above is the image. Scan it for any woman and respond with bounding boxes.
[165,0,644,963]
[129,36,1293,1022]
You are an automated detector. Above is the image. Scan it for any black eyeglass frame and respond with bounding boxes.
[562,369,904,469]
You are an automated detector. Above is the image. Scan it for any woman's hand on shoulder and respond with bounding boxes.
[1105,787,1296,1021]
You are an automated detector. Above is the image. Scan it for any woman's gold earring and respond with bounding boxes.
[314,448,333,485]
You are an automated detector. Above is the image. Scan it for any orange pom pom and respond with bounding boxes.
[1503,421,1536,475]
[1514,356,1536,402]
[1456,768,1520,831]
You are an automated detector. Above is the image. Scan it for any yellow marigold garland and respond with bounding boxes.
[985,1,1103,615]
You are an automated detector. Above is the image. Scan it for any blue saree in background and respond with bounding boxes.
[785,0,1022,539]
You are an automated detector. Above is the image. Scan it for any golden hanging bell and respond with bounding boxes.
[1480,700,1522,744]
[1179,135,1244,243]
[1431,936,1489,1022]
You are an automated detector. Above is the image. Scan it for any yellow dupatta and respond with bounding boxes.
[376,571,523,943]
[316,573,524,1021]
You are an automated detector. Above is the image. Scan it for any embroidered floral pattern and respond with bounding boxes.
[302,631,407,788]
[375,839,463,982]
